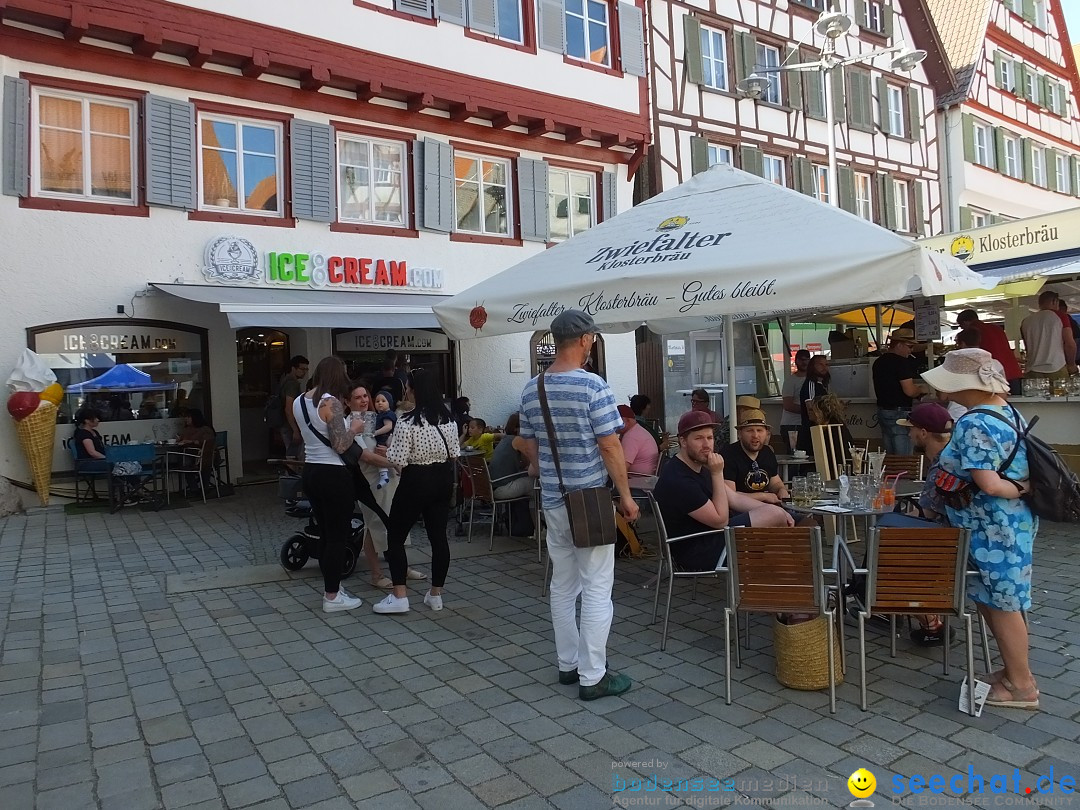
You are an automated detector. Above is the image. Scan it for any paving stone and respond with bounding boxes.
[221,775,282,808]
[161,775,221,808]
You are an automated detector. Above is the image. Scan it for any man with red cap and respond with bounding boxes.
[652,411,794,572]
[616,404,659,477]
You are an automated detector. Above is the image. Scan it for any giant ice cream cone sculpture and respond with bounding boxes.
[7,349,61,506]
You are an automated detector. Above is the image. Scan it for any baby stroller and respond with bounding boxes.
[276,467,365,577]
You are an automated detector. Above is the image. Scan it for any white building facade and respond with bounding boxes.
[0,0,649,498]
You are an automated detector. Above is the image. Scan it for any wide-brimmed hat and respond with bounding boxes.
[735,409,771,430]
[922,348,1009,394]
[735,395,761,409]
[677,410,720,437]
[889,327,918,345]
[896,402,954,433]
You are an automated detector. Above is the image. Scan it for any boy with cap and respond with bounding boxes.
[652,411,794,572]
[516,310,638,701]
[721,409,788,502]
[617,404,659,476]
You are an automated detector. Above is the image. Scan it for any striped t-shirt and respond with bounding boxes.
[518,369,623,510]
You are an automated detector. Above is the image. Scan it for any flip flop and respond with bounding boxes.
[371,576,393,589]
[984,677,1039,710]
[406,568,428,581]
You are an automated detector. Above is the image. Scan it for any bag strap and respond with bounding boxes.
[968,406,1036,475]
[298,395,334,449]
[434,420,453,462]
[536,373,568,496]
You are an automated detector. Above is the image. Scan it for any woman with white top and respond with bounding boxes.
[373,369,460,614]
[295,357,384,613]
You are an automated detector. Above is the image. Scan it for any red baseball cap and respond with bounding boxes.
[896,402,954,433]
[677,410,720,437]
[617,404,635,420]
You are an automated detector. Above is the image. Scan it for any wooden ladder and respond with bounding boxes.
[752,323,781,398]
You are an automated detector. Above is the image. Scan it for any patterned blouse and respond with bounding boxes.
[387,415,460,468]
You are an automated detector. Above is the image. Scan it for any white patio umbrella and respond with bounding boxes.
[434,164,991,429]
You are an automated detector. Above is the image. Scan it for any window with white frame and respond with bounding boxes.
[1024,70,1037,102]
[1003,135,1021,178]
[32,89,137,204]
[893,179,910,232]
[454,153,512,236]
[700,26,729,91]
[1031,146,1046,187]
[969,208,990,228]
[1033,0,1047,29]
[887,84,905,136]
[1046,84,1061,115]
[999,60,1015,92]
[812,165,830,204]
[756,43,782,104]
[864,0,885,34]
[1002,0,1018,11]
[762,155,785,186]
[565,0,611,67]
[973,123,994,168]
[708,144,733,167]
[337,135,407,226]
[854,172,873,220]
[198,114,282,215]
[548,168,595,241]
[1056,153,1071,194]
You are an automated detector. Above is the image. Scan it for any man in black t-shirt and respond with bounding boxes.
[871,328,926,455]
[721,410,788,503]
[653,411,793,571]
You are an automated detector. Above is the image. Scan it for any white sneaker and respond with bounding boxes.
[372,594,410,614]
[323,589,363,613]
[423,591,443,611]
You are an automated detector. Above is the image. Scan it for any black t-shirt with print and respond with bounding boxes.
[721,443,778,494]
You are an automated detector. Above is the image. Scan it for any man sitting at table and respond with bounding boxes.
[617,405,659,477]
[653,411,793,571]
[721,409,789,503]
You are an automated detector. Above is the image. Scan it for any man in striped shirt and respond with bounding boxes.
[516,310,639,701]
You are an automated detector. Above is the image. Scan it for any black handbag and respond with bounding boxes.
[536,373,617,549]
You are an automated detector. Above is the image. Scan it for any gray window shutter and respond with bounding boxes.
[793,156,813,196]
[786,48,803,110]
[837,165,855,213]
[436,0,466,25]
[1073,156,1080,196]
[734,32,756,83]
[883,3,894,38]
[468,0,496,33]
[290,120,335,223]
[538,0,565,54]
[145,95,196,210]
[420,139,454,232]
[877,171,896,229]
[806,69,825,120]
[690,136,709,175]
[739,144,763,177]
[1047,149,1059,192]
[617,2,646,77]
[516,157,549,242]
[1057,85,1068,118]
[1039,76,1052,109]
[1021,0,1035,23]
[2,77,29,198]
[602,170,616,221]
[683,15,703,86]
[994,128,1008,173]
[395,0,433,16]
[959,206,972,230]
[906,86,921,140]
[876,76,890,134]
[1021,138,1033,183]
[911,181,925,236]
[412,139,425,227]
[961,114,975,163]
[855,0,867,28]
[994,52,1006,88]
[831,67,846,122]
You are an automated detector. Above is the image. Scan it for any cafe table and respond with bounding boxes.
[776,454,816,481]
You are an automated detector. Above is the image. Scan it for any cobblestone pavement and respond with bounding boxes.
[1,486,1078,810]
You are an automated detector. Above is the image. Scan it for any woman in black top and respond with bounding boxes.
[73,408,108,471]
[797,355,831,453]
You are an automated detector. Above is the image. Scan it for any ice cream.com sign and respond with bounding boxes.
[203,236,443,291]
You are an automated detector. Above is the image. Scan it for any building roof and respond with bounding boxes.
[923,0,994,106]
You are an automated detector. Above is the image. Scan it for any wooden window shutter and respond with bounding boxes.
[435,0,467,24]
[1047,149,1059,192]
[786,47,803,110]
[994,128,1008,174]
[290,120,335,223]
[1021,138,1033,183]
[831,67,846,123]
[537,0,565,54]
[883,3,894,39]
[837,165,856,213]
[876,76,890,134]
[618,2,646,77]
[144,95,196,210]
[690,136,709,175]
[852,69,874,129]
[806,68,825,120]
[959,206,972,230]
[1039,76,1052,109]
[911,180,925,237]
[739,144,763,177]
[994,52,1005,87]
[877,171,896,229]
[1073,156,1080,196]
[602,171,616,221]
[2,76,30,198]
[468,0,497,34]
[516,157,549,242]
[793,156,813,196]
[961,114,975,163]
[906,86,921,140]
[734,32,757,83]
[855,0,867,28]
[1057,85,1068,118]
[395,0,434,17]
[419,139,454,232]
[1021,0,1036,24]
[683,15,704,86]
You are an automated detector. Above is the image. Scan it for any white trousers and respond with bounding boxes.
[543,504,615,687]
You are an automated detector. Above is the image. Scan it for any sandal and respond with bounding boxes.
[370,576,393,589]
[984,677,1039,710]
[406,568,428,581]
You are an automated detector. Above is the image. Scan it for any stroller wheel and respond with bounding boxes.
[280,535,309,571]
[340,544,358,579]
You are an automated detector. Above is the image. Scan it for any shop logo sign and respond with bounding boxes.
[204,237,259,282]
[950,236,974,263]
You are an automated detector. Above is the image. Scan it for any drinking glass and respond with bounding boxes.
[791,477,808,507]
[806,472,823,501]
[1022,378,1036,397]
[882,484,896,508]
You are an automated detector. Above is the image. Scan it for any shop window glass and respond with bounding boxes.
[338,135,407,225]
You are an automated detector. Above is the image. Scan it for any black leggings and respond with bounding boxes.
[302,463,354,594]
[386,462,453,588]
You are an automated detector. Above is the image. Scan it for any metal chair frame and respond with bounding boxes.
[723,525,836,713]
[107,444,162,513]
[70,442,110,505]
[166,443,212,504]
[457,454,534,549]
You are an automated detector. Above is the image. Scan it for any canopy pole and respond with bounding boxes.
[725,317,737,443]
[779,316,791,381]
[875,304,884,348]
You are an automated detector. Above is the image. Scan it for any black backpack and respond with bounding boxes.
[975,406,1080,524]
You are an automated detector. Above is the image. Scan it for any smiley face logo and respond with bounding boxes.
[848,768,876,799]
[950,236,975,263]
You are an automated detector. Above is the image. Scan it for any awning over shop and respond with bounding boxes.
[150,283,449,329]
[976,256,1080,283]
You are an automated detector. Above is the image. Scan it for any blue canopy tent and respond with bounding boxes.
[66,364,176,392]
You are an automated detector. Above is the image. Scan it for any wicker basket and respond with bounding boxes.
[773,615,844,690]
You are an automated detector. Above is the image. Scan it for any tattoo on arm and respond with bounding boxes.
[321,398,354,453]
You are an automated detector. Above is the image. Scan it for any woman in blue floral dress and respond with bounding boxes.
[923,349,1039,710]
